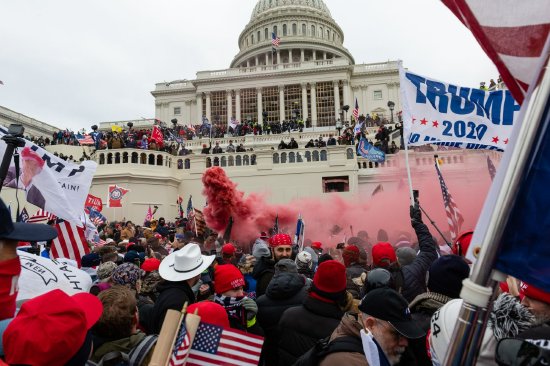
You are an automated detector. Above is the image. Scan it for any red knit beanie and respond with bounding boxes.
[311,260,346,302]
[372,242,397,268]
[269,233,292,247]
[214,264,245,294]
[187,301,230,328]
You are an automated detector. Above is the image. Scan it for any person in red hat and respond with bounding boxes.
[520,282,550,325]
[221,243,237,265]
[452,230,473,258]
[342,244,367,299]
[253,233,294,297]
[213,264,263,336]
[278,260,353,365]
[310,241,323,256]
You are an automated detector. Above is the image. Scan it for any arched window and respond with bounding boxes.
[148,154,155,165]
[281,152,287,163]
[319,26,323,38]
[313,150,320,161]
[346,148,354,159]
[246,38,249,46]
[320,150,327,161]
[273,153,279,164]
[292,23,297,35]
[184,159,190,169]
[243,155,250,165]
[140,153,147,164]
[156,155,163,166]
[297,152,303,162]
[311,25,315,37]
[236,155,242,166]
[302,23,306,35]
[115,152,120,164]
[305,151,311,162]
[333,33,335,42]
[99,154,105,165]
[257,31,260,42]
[122,152,128,163]
[251,34,254,44]
[229,155,234,166]
[251,154,256,165]
[131,152,138,163]
[289,152,295,163]
[177,159,183,169]
[214,157,220,166]
[221,156,227,167]
[206,157,212,168]
[283,24,287,36]
[107,153,113,164]
[327,29,330,39]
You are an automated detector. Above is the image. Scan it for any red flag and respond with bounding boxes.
[442,0,550,104]
[108,185,129,208]
[144,205,153,224]
[152,126,164,147]
[51,221,90,267]
[85,194,103,213]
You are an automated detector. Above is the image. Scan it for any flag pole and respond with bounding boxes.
[443,57,550,366]
[403,135,415,206]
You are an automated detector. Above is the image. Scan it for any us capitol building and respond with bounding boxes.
[1,0,499,224]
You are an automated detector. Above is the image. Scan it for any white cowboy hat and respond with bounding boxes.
[159,243,214,282]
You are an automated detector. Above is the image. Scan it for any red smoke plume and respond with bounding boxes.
[201,152,494,248]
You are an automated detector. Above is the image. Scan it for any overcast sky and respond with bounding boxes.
[0,0,498,131]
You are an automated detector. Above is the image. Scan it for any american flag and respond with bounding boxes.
[486,155,497,181]
[76,134,95,145]
[27,209,56,224]
[51,221,90,267]
[271,32,280,47]
[442,0,550,105]
[188,208,206,237]
[352,97,359,121]
[186,322,263,366]
[169,319,191,366]
[186,196,194,219]
[435,160,464,241]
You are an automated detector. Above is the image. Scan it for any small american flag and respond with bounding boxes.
[271,32,280,47]
[486,155,497,181]
[186,196,194,218]
[169,320,191,366]
[77,134,95,145]
[186,322,264,366]
[27,209,56,224]
[51,221,90,267]
[352,97,359,122]
[435,160,464,241]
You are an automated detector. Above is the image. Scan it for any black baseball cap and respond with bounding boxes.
[0,199,57,242]
[358,287,425,339]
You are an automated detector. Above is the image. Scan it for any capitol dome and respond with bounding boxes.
[230,0,354,68]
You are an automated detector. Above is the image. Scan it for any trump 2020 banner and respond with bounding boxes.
[399,68,521,151]
[0,125,97,225]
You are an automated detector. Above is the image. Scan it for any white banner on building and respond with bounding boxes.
[0,126,97,225]
[399,67,521,151]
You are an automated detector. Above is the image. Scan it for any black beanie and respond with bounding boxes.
[427,255,470,298]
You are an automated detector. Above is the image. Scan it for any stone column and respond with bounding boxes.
[265,53,269,65]
[246,59,250,67]
[301,83,308,122]
[311,82,317,127]
[301,49,305,62]
[276,51,281,64]
[255,56,259,66]
[195,94,202,122]
[313,50,316,61]
[289,49,293,63]
[279,85,285,122]
[235,89,241,122]
[257,87,263,124]
[342,80,350,110]
[323,51,327,60]
[205,92,211,122]
[226,90,232,126]
[333,81,341,122]
[361,85,368,115]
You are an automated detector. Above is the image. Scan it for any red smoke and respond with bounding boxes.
[201,152,494,247]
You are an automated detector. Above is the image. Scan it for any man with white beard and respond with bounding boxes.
[320,288,425,366]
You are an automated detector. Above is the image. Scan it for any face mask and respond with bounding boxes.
[191,279,203,296]
[360,328,381,366]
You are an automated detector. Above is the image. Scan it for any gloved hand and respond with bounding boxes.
[410,204,422,224]
[241,296,258,321]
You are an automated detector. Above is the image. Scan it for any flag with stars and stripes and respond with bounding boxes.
[352,97,359,122]
[27,209,56,224]
[435,159,464,241]
[51,220,90,267]
[169,319,191,366]
[271,32,280,47]
[186,322,263,366]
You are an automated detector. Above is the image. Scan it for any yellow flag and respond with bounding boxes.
[111,125,123,133]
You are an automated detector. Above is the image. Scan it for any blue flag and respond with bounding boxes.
[357,137,385,162]
[18,208,29,223]
[494,102,550,292]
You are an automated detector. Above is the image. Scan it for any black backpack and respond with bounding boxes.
[93,334,158,366]
[292,335,364,366]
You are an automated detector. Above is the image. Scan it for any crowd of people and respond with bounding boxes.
[1,195,548,366]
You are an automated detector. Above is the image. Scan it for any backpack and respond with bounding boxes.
[94,334,158,366]
[292,335,364,366]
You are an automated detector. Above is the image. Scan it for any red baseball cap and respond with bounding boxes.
[311,241,322,250]
[141,257,161,272]
[3,289,103,366]
[372,242,397,268]
[452,231,473,257]
[187,301,230,328]
[269,233,292,247]
[521,282,550,304]
[222,243,236,256]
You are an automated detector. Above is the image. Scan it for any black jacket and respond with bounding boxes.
[252,256,276,298]
[257,272,308,366]
[401,219,438,302]
[148,280,195,334]
[277,295,344,366]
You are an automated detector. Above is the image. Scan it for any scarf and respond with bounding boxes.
[214,294,245,322]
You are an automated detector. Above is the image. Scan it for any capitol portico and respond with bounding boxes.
[152,0,402,129]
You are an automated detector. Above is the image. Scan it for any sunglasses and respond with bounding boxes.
[496,338,550,366]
